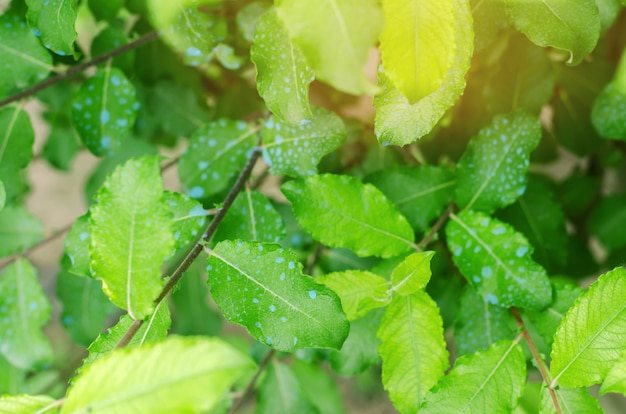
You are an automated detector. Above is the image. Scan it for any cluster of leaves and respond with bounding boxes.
[1,0,626,413]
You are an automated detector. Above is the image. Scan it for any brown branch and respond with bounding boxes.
[0,31,158,109]
[416,203,454,251]
[227,349,275,414]
[116,143,262,348]
[0,222,73,271]
[511,308,562,414]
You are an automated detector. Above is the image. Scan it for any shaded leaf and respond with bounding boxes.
[207,240,349,351]
[62,336,255,414]
[64,213,91,278]
[163,191,208,255]
[374,0,473,145]
[291,359,346,414]
[541,385,602,414]
[26,0,78,58]
[446,210,552,310]
[0,105,35,200]
[251,8,314,124]
[42,126,79,171]
[257,360,318,414]
[282,174,415,258]
[178,119,257,199]
[502,0,600,65]
[276,0,382,95]
[91,26,134,74]
[329,309,381,376]
[551,267,626,387]
[591,82,626,140]
[588,194,626,250]
[0,259,53,370]
[262,107,346,177]
[90,156,174,320]
[420,340,526,413]
[88,0,124,21]
[455,111,542,213]
[378,291,448,413]
[71,67,138,156]
[0,206,44,258]
[317,270,390,321]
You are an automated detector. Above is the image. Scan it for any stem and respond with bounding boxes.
[0,31,158,109]
[416,203,454,251]
[511,308,562,414]
[116,144,262,348]
[0,222,73,271]
[227,349,275,414]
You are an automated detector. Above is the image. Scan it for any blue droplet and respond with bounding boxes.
[79,232,89,241]
[188,205,205,217]
[481,266,493,278]
[516,246,528,258]
[275,257,285,263]
[308,289,317,299]
[100,110,110,124]
[186,46,202,57]
[269,304,276,312]
[252,298,259,304]
[188,187,204,198]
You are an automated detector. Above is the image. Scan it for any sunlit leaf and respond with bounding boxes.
[420,340,526,413]
[178,119,257,199]
[470,0,508,52]
[214,190,285,243]
[282,174,415,258]
[163,191,208,255]
[251,8,314,124]
[0,394,56,414]
[455,111,542,213]
[0,206,44,258]
[64,213,91,278]
[0,181,4,211]
[257,360,317,414]
[541,385,602,414]
[26,0,78,58]
[262,107,346,176]
[237,1,271,42]
[62,336,255,414]
[600,349,626,396]
[71,67,139,156]
[378,291,448,413]
[551,267,626,387]
[446,210,551,310]
[502,0,600,65]
[390,251,435,296]
[276,0,382,95]
[591,82,626,140]
[0,13,52,96]
[454,287,517,356]
[89,156,174,320]
[374,0,473,145]
[207,240,349,351]
[366,165,455,233]
[317,270,390,320]
[0,259,53,370]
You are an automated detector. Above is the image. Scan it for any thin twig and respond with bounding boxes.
[116,143,262,348]
[227,349,275,414]
[0,222,73,271]
[0,31,158,109]
[306,243,323,275]
[416,203,454,251]
[511,308,562,414]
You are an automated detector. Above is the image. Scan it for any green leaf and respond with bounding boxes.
[454,287,517,356]
[446,210,552,310]
[366,165,455,233]
[0,353,24,395]
[262,107,346,177]
[0,394,56,414]
[600,349,626,396]
[0,206,44,257]
[591,82,626,140]
[57,267,115,347]
[251,8,313,124]
[91,26,134,74]
[455,112,542,213]
[147,0,225,68]
[378,291,448,413]
[237,1,271,42]
[541,385,602,414]
[257,360,318,414]
[502,0,600,65]
[62,336,255,414]
[163,191,208,255]
[64,213,91,278]
[147,80,211,137]
[89,156,174,320]
[329,309,381,376]
[276,0,382,95]
[281,174,415,258]
[596,0,622,32]
[317,270,391,320]
[551,267,626,387]
[42,126,79,171]
[291,359,346,414]
[497,177,568,271]
[0,259,53,370]
[374,0,473,146]
[588,194,626,250]
[207,240,349,351]
[71,67,139,156]
[178,119,257,199]
[470,0,508,52]
[88,0,124,21]
[390,251,435,296]
[0,105,35,198]
[420,340,526,413]
[0,181,4,211]
[82,302,170,369]
[214,190,285,243]
[26,0,78,58]
[524,281,583,347]
[0,13,52,96]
